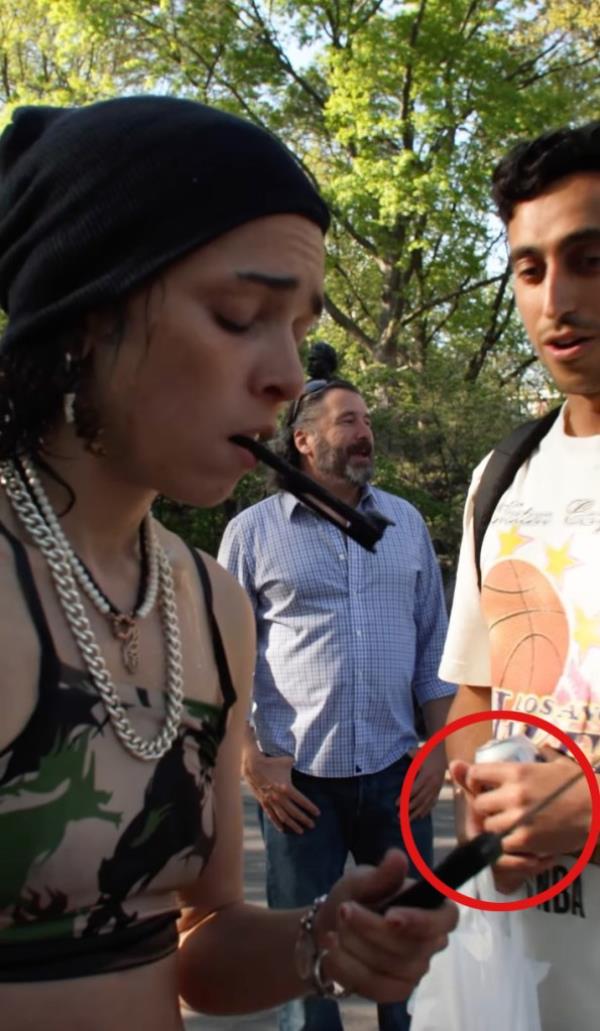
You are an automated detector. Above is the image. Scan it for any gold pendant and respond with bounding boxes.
[111,614,139,675]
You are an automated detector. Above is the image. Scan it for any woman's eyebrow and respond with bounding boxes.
[236,270,323,315]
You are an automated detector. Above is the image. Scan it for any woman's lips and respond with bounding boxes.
[231,437,258,469]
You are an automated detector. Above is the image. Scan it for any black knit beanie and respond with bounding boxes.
[0,95,330,351]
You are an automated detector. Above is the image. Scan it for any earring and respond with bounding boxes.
[86,432,107,458]
[63,392,76,423]
[63,352,76,424]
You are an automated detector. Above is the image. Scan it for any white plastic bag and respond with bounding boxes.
[408,871,550,1031]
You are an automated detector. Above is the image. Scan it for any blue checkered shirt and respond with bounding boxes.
[218,486,455,777]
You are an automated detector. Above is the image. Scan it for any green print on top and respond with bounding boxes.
[0,669,224,947]
[0,533,236,975]
[0,731,122,914]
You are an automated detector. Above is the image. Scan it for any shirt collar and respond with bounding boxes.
[280,482,376,521]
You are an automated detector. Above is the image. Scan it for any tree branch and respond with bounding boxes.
[330,259,379,329]
[504,35,565,82]
[243,0,327,108]
[400,0,428,146]
[327,204,380,257]
[464,264,513,382]
[400,273,504,326]
[500,354,537,385]
[354,0,388,31]
[324,292,377,351]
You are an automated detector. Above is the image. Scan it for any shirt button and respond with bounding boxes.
[356,629,362,637]
[338,553,345,560]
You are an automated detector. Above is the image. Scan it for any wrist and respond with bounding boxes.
[294,895,350,1000]
[241,731,263,770]
[566,772,594,851]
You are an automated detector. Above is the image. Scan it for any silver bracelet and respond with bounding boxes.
[294,894,351,1000]
[312,947,351,999]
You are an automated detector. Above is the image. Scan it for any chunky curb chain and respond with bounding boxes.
[1,461,184,761]
[20,456,159,620]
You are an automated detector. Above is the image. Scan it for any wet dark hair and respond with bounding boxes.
[270,341,360,488]
[492,120,600,225]
[0,302,126,462]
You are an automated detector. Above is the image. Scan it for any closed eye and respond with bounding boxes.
[215,313,252,334]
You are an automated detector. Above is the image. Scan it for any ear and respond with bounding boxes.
[293,426,313,456]
[82,304,125,356]
[80,311,105,359]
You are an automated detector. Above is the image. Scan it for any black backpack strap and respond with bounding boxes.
[473,407,561,590]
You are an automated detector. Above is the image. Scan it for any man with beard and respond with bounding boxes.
[218,346,454,1031]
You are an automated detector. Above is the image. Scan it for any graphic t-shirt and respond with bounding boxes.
[440,405,600,1031]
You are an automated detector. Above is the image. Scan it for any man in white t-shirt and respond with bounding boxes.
[440,121,600,1030]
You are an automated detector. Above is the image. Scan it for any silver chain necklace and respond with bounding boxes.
[0,460,184,761]
[19,456,159,675]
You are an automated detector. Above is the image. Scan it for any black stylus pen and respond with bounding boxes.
[382,766,588,910]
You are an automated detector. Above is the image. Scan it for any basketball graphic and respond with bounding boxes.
[482,560,569,695]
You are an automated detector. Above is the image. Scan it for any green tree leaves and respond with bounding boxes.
[0,1,595,567]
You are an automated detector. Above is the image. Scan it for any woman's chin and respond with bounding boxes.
[164,477,240,510]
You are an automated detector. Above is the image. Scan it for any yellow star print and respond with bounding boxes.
[497,524,530,558]
[574,607,600,660]
[545,540,578,584]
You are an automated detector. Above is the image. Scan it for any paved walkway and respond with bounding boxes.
[183,781,457,1030]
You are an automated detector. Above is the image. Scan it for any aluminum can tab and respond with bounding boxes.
[475,734,539,765]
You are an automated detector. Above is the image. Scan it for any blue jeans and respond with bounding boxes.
[259,755,433,1031]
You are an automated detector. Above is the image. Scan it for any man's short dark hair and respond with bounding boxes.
[492,120,600,225]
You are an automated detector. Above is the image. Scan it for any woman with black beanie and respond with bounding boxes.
[0,95,456,1030]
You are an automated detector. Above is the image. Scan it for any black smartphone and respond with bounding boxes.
[380,832,502,910]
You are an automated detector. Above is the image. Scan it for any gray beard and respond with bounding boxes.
[343,459,373,487]
[314,440,373,487]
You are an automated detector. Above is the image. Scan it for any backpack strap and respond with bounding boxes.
[473,406,561,590]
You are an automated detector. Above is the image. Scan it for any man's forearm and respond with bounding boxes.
[419,695,454,773]
[445,684,492,763]
[444,684,492,841]
[421,695,454,739]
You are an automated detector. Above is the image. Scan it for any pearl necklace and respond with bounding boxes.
[19,456,159,675]
[0,459,184,761]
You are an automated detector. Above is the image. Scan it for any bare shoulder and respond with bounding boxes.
[200,551,252,612]
[155,520,252,629]
[0,527,13,567]
[0,529,30,618]
[196,552,255,715]
[0,528,41,749]
[153,521,255,700]
[197,552,255,647]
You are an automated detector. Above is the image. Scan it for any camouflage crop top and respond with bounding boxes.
[0,521,236,981]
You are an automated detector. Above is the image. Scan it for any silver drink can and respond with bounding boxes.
[475,734,539,765]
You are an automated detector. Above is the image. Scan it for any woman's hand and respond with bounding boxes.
[312,849,458,1002]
